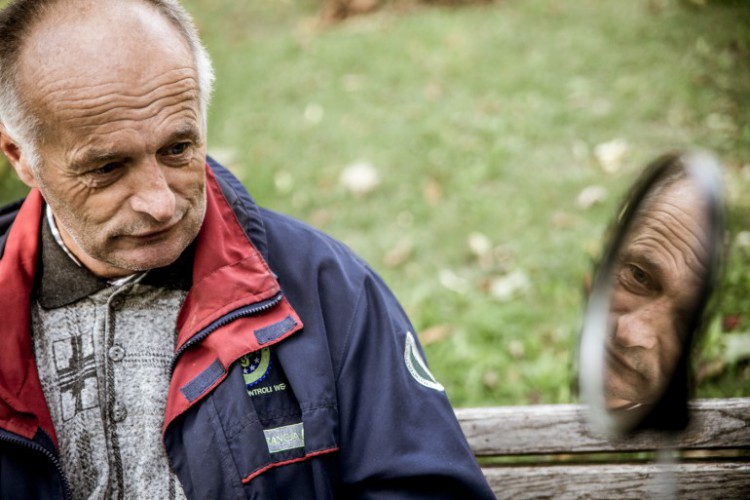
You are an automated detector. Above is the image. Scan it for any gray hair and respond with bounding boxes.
[0,0,215,170]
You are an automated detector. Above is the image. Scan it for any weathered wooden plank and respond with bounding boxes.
[482,462,750,499]
[455,398,750,456]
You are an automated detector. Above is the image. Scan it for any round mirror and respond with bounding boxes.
[579,150,725,436]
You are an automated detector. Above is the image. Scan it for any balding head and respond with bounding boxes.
[0,0,214,168]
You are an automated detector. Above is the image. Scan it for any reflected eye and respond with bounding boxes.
[630,265,649,285]
[618,263,657,295]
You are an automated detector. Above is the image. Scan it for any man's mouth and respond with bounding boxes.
[130,223,177,238]
[124,213,185,240]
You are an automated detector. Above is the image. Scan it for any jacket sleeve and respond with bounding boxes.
[334,268,496,499]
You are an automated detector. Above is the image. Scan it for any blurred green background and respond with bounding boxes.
[1,0,749,407]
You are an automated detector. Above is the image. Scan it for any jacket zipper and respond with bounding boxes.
[0,431,72,499]
[170,292,284,374]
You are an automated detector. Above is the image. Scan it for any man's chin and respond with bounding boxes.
[605,381,663,411]
[606,397,640,411]
[104,241,188,274]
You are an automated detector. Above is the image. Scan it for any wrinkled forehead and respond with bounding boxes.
[17,0,194,111]
[625,178,711,288]
[635,177,710,245]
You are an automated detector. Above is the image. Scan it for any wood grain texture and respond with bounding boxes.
[481,462,750,499]
[455,398,750,456]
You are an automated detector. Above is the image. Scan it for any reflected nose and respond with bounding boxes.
[128,159,176,222]
[614,312,658,349]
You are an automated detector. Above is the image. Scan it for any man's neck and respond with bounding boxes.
[45,205,145,286]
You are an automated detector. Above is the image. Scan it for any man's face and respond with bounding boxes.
[7,2,207,278]
[604,177,709,410]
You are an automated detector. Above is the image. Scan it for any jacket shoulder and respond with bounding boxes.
[207,156,371,288]
[259,207,371,286]
[0,198,25,256]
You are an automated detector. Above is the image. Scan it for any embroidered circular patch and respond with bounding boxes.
[240,348,272,389]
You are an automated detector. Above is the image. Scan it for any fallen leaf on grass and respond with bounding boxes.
[274,171,294,194]
[550,211,577,230]
[488,269,530,302]
[468,232,492,259]
[423,81,443,101]
[419,324,453,346]
[576,185,608,209]
[509,339,525,360]
[468,232,495,268]
[341,74,364,92]
[423,178,443,205]
[492,245,515,268]
[383,237,413,268]
[339,160,380,195]
[526,390,541,405]
[725,332,750,364]
[736,231,750,248]
[722,314,743,332]
[439,269,470,294]
[697,359,726,383]
[594,138,628,173]
[483,370,499,389]
[310,209,332,228]
[304,102,325,125]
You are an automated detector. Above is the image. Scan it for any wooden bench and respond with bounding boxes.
[455,398,750,499]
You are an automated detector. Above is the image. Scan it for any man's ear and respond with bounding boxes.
[0,124,38,188]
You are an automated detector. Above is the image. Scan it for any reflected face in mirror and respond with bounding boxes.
[604,174,710,411]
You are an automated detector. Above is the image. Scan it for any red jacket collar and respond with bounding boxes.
[0,164,294,444]
[175,166,283,348]
[0,189,47,441]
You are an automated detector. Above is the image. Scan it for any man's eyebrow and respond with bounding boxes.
[166,122,202,142]
[70,150,124,171]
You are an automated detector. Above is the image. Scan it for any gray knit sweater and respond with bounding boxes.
[32,216,190,500]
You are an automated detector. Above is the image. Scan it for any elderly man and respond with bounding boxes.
[0,0,495,498]
[604,165,710,414]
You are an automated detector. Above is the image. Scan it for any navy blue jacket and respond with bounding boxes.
[0,158,495,499]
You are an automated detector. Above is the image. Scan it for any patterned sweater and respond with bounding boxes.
[31,215,190,500]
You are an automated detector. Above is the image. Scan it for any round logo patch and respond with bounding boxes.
[240,348,272,389]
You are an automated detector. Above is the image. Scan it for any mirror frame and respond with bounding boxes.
[579,150,725,436]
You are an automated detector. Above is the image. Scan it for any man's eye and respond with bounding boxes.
[164,142,190,156]
[81,162,125,188]
[619,264,656,295]
[630,265,649,285]
[93,162,123,175]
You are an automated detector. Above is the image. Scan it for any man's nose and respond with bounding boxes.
[614,311,658,350]
[128,159,176,222]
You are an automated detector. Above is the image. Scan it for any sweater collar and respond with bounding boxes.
[36,209,193,309]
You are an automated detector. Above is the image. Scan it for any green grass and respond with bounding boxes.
[2,0,749,407]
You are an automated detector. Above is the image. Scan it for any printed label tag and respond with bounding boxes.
[263,422,305,454]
